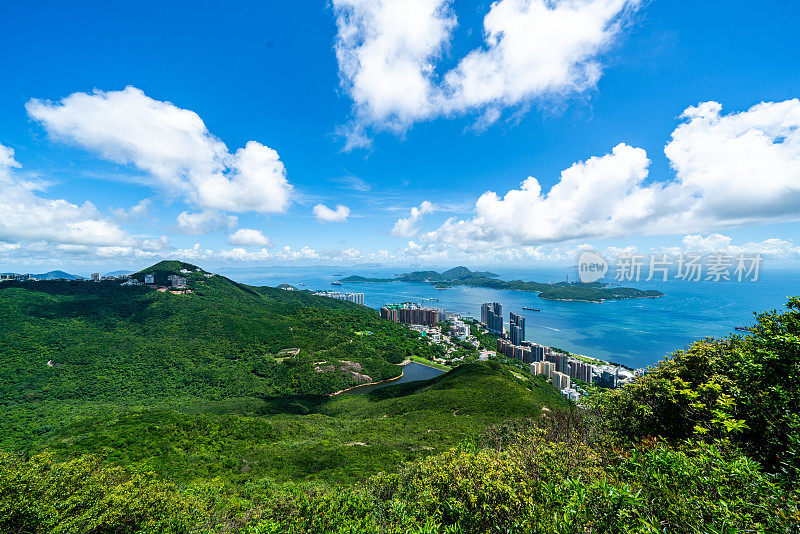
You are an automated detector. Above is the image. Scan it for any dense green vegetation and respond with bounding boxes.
[0,261,448,452]
[2,264,799,532]
[342,266,663,302]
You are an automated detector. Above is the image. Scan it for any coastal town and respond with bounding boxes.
[373,300,637,403]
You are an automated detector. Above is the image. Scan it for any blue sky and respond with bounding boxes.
[1,0,799,272]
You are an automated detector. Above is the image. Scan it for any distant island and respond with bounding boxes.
[340,266,499,284]
[341,266,663,302]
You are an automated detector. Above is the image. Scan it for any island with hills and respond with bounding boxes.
[0,260,797,532]
[340,266,663,302]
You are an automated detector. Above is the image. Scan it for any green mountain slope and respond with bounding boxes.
[2,276,799,532]
[34,362,564,485]
[0,262,565,486]
[0,261,451,449]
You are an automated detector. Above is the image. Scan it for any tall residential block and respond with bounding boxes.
[344,292,365,305]
[509,311,525,345]
[382,303,439,327]
[531,361,555,379]
[553,371,571,390]
[481,302,504,334]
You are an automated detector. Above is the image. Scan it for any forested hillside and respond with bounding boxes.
[1,261,470,455]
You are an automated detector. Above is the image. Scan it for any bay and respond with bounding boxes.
[214,265,800,369]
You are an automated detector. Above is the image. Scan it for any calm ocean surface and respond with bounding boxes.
[215,265,800,369]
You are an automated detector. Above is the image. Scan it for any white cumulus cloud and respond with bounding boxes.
[667,234,800,258]
[425,99,800,249]
[391,200,435,237]
[333,0,456,147]
[0,143,132,246]
[26,86,293,215]
[664,99,800,224]
[333,0,640,147]
[313,203,351,223]
[228,228,273,247]
[176,210,237,235]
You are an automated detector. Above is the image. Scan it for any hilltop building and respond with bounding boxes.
[144,274,155,284]
[0,274,30,281]
[481,302,504,334]
[91,272,100,282]
[167,275,187,288]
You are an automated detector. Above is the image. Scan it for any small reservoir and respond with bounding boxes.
[346,361,445,395]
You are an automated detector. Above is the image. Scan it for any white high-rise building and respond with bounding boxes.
[344,292,365,305]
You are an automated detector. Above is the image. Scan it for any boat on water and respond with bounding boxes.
[331,281,343,286]
[734,326,751,332]
[298,282,306,286]
[522,306,541,311]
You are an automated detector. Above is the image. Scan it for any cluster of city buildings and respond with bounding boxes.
[121,273,191,290]
[0,273,31,281]
[1,272,125,282]
[497,338,594,383]
[380,303,440,326]
[449,319,470,340]
[478,301,636,402]
[313,291,366,305]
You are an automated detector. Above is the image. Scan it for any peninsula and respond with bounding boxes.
[340,266,663,302]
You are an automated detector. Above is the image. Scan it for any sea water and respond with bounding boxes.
[214,265,800,369]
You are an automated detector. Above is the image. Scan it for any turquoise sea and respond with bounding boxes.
[215,265,800,369]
